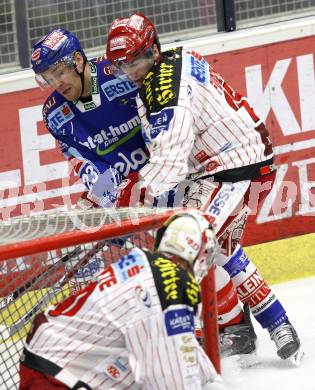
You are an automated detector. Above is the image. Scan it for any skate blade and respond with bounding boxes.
[289,347,304,367]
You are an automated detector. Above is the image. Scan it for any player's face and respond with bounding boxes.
[118,45,160,87]
[41,63,82,101]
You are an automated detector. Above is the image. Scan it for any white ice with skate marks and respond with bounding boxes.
[221,276,314,390]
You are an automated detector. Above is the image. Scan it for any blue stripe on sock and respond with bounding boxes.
[223,246,250,277]
[253,299,288,330]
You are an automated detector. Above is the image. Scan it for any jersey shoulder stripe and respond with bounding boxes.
[139,47,183,118]
[146,251,201,311]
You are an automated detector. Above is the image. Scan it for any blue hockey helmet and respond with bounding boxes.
[31,28,85,75]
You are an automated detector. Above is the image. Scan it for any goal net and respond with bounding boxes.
[0,207,219,389]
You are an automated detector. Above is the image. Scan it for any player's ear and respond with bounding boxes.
[152,44,160,61]
[74,51,84,73]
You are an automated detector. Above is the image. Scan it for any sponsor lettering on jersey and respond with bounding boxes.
[98,266,118,292]
[42,96,57,119]
[113,250,147,282]
[152,257,200,310]
[103,65,112,75]
[106,365,120,379]
[186,53,209,85]
[165,307,194,336]
[47,103,74,134]
[74,256,103,279]
[101,77,137,101]
[180,334,198,365]
[206,184,235,227]
[75,115,142,156]
[140,48,182,117]
[143,61,179,111]
[154,258,180,301]
[155,63,177,106]
[145,108,174,142]
[114,147,148,176]
[185,273,200,306]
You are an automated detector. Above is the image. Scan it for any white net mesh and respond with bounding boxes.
[0,207,176,245]
[0,207,179,389]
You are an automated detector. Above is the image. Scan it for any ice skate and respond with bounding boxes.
[270,321,304,365]
[220,303,257,358]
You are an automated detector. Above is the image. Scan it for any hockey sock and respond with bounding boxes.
[215,265,244,329]
[218,244,288,331]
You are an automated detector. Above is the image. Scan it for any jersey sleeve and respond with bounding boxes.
[139,104,195,196]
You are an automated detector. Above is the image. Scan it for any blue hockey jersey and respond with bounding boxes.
[42,56,149,206]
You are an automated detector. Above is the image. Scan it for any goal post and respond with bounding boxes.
[0,207,220,389]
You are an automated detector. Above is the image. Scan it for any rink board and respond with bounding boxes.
[245,232,315,285]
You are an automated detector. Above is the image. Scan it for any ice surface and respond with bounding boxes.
[221,276,315,390]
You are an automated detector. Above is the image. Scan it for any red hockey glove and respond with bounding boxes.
[76,191,100,209]
[116,172,146,207]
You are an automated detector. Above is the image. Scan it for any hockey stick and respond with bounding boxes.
[0,246,83,312]
[0,240,108,339]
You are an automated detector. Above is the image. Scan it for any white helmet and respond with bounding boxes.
[155,210,217,282]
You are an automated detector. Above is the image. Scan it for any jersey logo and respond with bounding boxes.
[186,54,209,85]
[103,357,128,381]
[153,258,180,302]
[164,306,194,336]
[135,284,152,308]
[145,108,174,143]
[74,256,103,279]
[101,77,137,101]
[47,103,74,134]
[112,249,148,282]
[114,147,148,176]
[140,51,182,115]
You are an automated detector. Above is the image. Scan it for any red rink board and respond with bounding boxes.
[0,35,315,247]
[205,35,315,245]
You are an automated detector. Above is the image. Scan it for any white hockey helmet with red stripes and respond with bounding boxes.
[155,209,217,282]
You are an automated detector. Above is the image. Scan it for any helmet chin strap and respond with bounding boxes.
[79,60,87,97]
[74,56,87,98]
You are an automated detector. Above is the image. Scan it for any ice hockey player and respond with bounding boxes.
[30,28,151,209]
[19,210,227,390]
[106,13,302,363]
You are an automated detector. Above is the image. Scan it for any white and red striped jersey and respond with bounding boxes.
[136,47,274,196]
[21,248,222,389]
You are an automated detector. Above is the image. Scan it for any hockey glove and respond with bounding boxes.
[76,191,100,210]
[116,172,146,207]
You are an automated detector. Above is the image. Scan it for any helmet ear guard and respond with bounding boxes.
[155,209,218,282]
